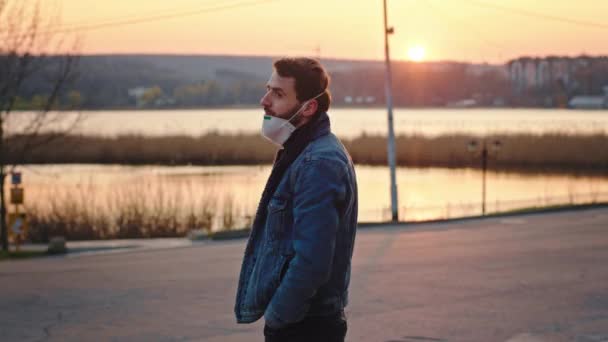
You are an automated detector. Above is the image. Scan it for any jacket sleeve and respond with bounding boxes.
[264,158,346,328]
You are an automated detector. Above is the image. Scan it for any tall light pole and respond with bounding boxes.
[383,0,399,222]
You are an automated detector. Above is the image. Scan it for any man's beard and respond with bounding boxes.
[265,102,305,127]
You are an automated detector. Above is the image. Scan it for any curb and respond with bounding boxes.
[357,202,608,229]
[212,202,608,240]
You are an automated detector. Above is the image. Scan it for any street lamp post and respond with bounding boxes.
[383,0,399,222]
[468,139,502,215]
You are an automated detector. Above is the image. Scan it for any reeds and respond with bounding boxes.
[8,131,608,241]
[22,178,252,242]
[344,132,608,172]
[7,132,608,172]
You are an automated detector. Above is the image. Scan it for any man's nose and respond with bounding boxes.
[260,91,271,107]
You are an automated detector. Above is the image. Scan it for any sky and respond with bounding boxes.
[51,0,608,64]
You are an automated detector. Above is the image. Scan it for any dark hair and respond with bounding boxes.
[273,57,331,114]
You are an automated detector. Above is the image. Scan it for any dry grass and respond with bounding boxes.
[23,179,251,242]
[344,132,608,172]
[7,132,608,172]
[8,131,608,240]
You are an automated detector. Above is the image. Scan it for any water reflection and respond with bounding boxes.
[15,165,608,231]
[15,108,607,138]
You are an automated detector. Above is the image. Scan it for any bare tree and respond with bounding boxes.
[0,0,83,251]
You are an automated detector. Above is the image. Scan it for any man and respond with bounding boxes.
[234,57,358,342]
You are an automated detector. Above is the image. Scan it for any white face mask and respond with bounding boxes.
[261,92,325,148]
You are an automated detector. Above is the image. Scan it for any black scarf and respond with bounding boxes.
[245,112,330,254]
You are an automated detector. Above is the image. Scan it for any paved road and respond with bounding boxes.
[1,208,607,342]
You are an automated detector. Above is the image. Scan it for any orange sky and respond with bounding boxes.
[55,0,608,64]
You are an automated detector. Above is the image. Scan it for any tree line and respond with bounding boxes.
[11,55,608,110]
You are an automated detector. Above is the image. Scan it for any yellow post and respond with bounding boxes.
[9,172,25,252]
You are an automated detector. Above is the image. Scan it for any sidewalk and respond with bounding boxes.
[1,207,607,341]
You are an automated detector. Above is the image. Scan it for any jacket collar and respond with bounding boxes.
[283,112,331,152]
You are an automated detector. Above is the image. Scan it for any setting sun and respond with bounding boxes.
[407,45,426,62]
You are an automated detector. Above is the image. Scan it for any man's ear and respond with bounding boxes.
[301,100,318,118]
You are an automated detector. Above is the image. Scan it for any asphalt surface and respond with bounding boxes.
[1,207,607,342]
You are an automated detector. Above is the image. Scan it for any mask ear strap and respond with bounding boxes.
[286,91,326,124]
[302,91,325,112]
[311,91,325,102]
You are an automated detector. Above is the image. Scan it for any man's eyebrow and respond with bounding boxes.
[267,85,285,95]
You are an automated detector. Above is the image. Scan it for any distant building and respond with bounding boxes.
[447,99,477,108]
[465,63,507,77]
[128,86,174,108]
[568,86,608,109]
[507,55,608,96]
[128,86,150,107]
[568,96,605,109]
[343,95,375,105]
[128,87,147,99]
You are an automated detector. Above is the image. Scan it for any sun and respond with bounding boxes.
[407,45,426,62]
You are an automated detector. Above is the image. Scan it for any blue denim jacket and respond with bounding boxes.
[234,122,358,329]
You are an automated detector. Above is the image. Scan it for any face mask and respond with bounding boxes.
[261,91,325,148]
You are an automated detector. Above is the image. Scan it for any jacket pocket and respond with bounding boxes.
[254,252,290,310]
[266,197,288,242]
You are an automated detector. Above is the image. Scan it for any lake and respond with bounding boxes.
[10,108,608,231]
[11,108,608,138]
[19,164,608,229]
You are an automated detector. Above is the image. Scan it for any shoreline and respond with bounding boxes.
[15,162,608,177]
[5,202,607,257]
[7,132,608,174]
[11,106,608,112]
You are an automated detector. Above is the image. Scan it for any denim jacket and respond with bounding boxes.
[234,122,358,329]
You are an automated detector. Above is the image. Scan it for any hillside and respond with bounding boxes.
[13,54,507,109]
